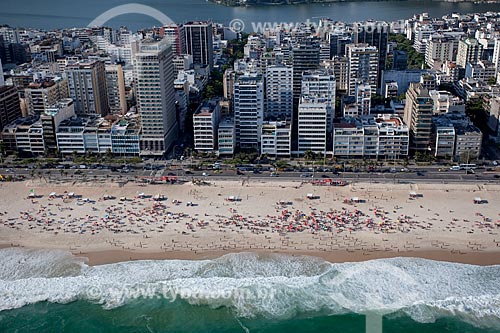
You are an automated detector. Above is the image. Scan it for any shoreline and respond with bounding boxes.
[3,244,500,266]
[76,248,500,266]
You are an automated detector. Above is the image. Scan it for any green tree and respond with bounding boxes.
[304,150,317,161]
[388,33,426,69]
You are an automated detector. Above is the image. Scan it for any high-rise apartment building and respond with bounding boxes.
[0,85,22,131]
[346,43,378,95]
[301,69,336,132]
[105,64,127,115]
[0,58,4,86]
[291,40,320,102]
[297,96,330,154]
[184,21,213,70]
[66,61,109,116]
[456,38,483,68]
[353,21,388,87]
[265,64,293,120]
[425,34,457,69]
[163,24,185,55]
[403,83,433,152]
[233,73,264,150]
[135,40,177,155]
[322,57,348,93]
[25,77,69,115]
[355,82,372,116]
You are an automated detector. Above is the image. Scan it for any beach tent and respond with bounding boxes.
[409,191,418,198]
[68,192,75,198]
[474,197,483,204]
[49,192,57,198]
[351,197,360,203]
[137,192,145,199]
[153,194,165,201]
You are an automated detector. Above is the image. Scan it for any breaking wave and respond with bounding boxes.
[1,249,500,328]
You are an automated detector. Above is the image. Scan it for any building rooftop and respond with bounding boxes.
[335,114,408,130]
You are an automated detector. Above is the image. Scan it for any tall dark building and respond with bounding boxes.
[0,35,29,65]
[291,39,320,102]
[353,21,389,88]
[184,21,213,71]
[392,50,408,70]
[329,32,352,57]
[0,86,22,131]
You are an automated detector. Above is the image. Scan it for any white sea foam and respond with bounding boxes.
[1,249,500,328]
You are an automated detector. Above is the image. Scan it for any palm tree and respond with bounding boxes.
[304,150,316,161]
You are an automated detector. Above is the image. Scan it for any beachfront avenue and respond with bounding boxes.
[1,162,499,184]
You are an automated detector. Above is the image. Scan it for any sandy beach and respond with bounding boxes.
[1,178,500,265]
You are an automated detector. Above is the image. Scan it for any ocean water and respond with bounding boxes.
[1,249,500,332]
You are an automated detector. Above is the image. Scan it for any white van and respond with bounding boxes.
[450,166,460,171]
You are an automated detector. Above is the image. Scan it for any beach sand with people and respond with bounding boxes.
[1,179,500,265]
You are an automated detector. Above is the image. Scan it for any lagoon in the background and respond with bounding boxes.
[0,0,499,31]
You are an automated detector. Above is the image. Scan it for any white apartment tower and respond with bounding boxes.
[135,40,177,155]
[346,43,378,95]
[297,96,330,154]
[265,64,293,120]
[163,24,185,55]
[425,34,456,69]
[355,82,372,116]
[301,69,336,132]
[457,38,483,68]
[193,101,221,153]
[493,38,500,75]
[261,121,292,157]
